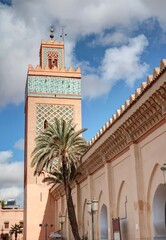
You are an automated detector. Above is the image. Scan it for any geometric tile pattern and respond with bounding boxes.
[43,47,63,68]
[36,103,74,134]
[27,76,81,95]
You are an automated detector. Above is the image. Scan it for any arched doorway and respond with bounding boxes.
[100,204,108,240]
[152,184,166,239]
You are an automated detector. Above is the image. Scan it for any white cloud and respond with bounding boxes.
[0,150,23,207]
[91,31,129,47]
[0,161,23,185]
[0,150,13,163]
[0,0,166,106]
[1,0,166,209]
[141,0,166,30]
[14,139,24,150]
[0,187,23,207]
[82,35,149,98]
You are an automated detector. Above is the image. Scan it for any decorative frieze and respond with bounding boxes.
[27,76,81,95]
[82,83,165,174]
[36,104,74,134]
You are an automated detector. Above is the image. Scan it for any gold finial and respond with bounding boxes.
[50,26,54,40]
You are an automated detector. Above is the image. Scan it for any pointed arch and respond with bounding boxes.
[44,119,48,129]
[117,180,128,239]
[146,163,165,238]
[152,184,166,238]
[117,180,125,217]
[100,204,108,240]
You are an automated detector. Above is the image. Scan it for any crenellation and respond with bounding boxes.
[120,105,125,112]
[91,138,94,144]
[28,64,34,70]
[68,66,74,72]
[147,75,153,85]
[76,67,81,73]
[135,88,141,97]
[97,131,100,138]
[153,67,160,79]
[112,114,117,121]
[99,129,102,135]
[130,94,136,102]
[109,118,113,125]
[35,65,42,70]
[141,82,147,91]
[105,122,108,129]
[42,39,63,45]
[116,109,121,117]
[125,99,130,108]
[160,59,166,71]
[88,59,166,158]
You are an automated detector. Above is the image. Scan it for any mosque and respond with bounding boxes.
[24,31,166,240]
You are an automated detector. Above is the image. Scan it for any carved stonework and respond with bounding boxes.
[43,47,63,69]
[36,103,74,134]
[80,83,166,176]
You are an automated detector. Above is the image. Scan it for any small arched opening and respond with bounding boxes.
[100,204,108,240]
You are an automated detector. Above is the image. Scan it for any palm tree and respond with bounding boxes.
[31,118,89,240]
[10,224,22,240]
[0,200,5,208]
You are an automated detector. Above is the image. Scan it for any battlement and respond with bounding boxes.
[89,59,166,145]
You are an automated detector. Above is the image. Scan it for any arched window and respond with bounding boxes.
[44,120,48,129]
[52,58,58,67]
[47,51,58,69]
[48,58,52,69]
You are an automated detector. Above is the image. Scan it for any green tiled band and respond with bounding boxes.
[27,76,81,95]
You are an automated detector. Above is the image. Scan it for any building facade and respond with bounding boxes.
[0,202,23,240]
[24,36,166,240]
[51,61,166,240]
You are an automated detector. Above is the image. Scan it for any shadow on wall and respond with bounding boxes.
[38,193,55,240]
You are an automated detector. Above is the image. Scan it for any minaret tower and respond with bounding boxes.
[24,28,82,240]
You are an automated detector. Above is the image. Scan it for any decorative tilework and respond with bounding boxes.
[27,76,81,95]
[43,47,63,68]
[36,104,74,134]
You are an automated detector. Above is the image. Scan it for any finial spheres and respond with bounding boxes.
[50,26,54,40]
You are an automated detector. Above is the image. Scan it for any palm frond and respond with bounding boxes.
[31,118,89,185]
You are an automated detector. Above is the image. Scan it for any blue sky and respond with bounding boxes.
[0,0,166,207]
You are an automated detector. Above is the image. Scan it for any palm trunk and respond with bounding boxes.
[62,159,81,240]
[66,185,81,240]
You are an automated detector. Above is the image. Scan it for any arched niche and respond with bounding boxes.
[117,181,128,240]
[100,204,108,240]
[152,184,166,239]
[147,163,164,238]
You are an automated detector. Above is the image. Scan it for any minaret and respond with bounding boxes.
[24,28,82,240]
